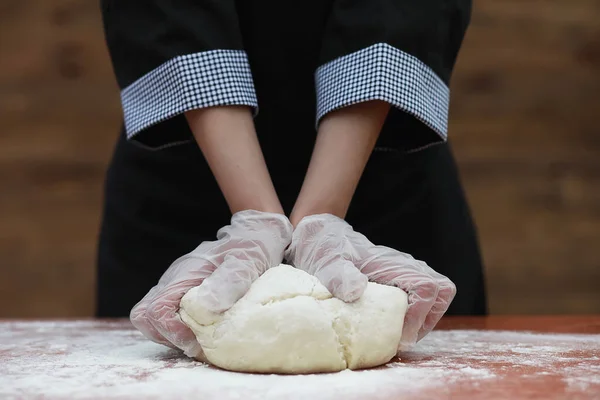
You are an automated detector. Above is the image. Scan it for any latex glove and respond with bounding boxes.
[286,214,456,349]
[130,210,293,357]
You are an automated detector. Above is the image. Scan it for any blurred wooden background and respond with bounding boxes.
[0,0,599,317]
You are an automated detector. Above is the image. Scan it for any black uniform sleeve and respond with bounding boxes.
[101,0,257,149]
[316,0,471,151]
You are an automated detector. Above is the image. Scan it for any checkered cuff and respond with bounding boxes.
[121,50,258,138]
[316,43,450,138]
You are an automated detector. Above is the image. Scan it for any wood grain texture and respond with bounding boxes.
[0,0,120,317]
[1,318,599,398]
[0,0,598,316]
[450,0,600,314]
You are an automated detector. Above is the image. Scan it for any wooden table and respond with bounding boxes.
[1,316,598,399]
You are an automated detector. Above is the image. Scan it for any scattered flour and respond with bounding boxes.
[0,321,598,399]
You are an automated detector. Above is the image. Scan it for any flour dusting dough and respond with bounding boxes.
[179,264,408,374]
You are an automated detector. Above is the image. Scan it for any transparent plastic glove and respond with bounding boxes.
[130,210,293,357]
[286,214,456,350]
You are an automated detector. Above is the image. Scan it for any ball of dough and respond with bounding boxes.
[179,265,408,374]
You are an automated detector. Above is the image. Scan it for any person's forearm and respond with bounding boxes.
[186,106,284,215]
[290,100,390,226]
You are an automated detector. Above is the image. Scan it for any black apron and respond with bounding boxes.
[97,0,487,317]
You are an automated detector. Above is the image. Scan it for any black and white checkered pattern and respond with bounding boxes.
[121,50,258,137]
[316,43,450,138]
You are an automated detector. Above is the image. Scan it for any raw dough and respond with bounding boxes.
[179,264,408,374]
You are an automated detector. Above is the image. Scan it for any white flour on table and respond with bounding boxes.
[0,321,598,399]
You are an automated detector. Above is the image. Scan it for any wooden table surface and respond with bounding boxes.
[1,316,599,399]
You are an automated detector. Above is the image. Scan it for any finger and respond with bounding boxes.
[129,286,175,349]
[313,258,368,302]
[147,281,206,355]
[377,268,439,349]
[391,276,439,349]
[185,340,208,360]
[192,255,261,313]
[416,270,457,341]
[131,255,215,349]
[358,250,442,349]
[143,255,215,353]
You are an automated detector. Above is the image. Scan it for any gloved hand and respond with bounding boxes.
[130,210,293,357]
[285,214,456,350]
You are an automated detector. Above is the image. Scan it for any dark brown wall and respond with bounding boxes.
[451,0,600,313]
[1,0,599,317]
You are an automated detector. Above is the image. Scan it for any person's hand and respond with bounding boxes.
[130,210,293,357]
[285,214,456,350]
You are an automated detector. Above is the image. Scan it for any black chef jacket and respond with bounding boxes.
[97,0,487,317]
